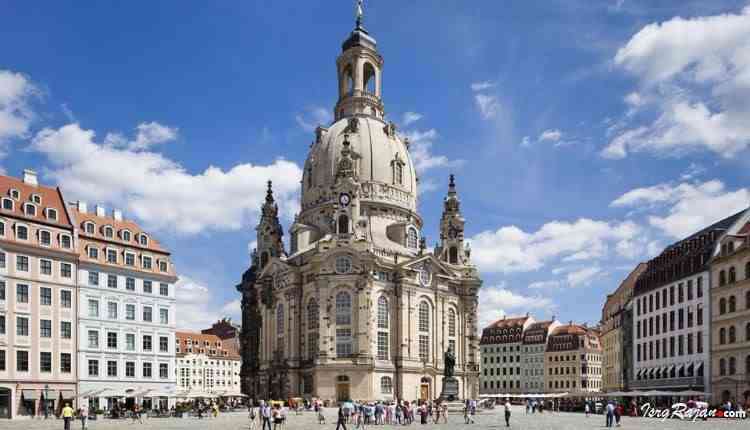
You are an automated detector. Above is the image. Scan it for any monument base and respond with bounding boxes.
[439,377,459,401]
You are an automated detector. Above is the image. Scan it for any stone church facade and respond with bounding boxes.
[236,11,481,403]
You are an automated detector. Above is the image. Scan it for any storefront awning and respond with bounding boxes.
[60,390,75,399]
[22,390,39,400]
[42,390,60,399]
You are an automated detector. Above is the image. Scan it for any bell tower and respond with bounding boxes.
[256,181,285,268]
[436,174,469,265]
[334,0,384,121]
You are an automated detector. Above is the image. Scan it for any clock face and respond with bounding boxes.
[339,193,351,206]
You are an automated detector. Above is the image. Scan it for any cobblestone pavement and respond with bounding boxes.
[1,406,747,429]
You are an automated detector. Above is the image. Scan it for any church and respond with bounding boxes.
[236,6,482,403]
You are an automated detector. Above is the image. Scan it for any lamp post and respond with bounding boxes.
[44,384,49,419]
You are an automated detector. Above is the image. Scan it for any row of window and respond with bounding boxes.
[0,315,72,339]
[0,281,73,307]
[87,359,169,379]
[717,262,750,286]
[483,355,521,365]
[0,222,72,249]
[636,306,704,339]
[0,350,71,373]
[1,195,58,221]
[636,277,704,317]
[86,299,170,324]
[483,366,520,376]
[717,292,750,314]
[636,332,704,362]
[87,272,169,296]
[0,253,75,278]
[81,221,149,248]
[85,331,170,353]
[482,379,522,391]
[86,247,168,272]
[717,323,750,345]
[717,355,750,376]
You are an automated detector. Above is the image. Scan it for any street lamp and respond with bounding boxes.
[44,384,49,419]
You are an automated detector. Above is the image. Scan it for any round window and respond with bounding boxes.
[335,256,353,274]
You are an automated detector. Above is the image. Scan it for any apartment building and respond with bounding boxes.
[74,202,178,411]
[522,320,560,393]
[479,315,534,394]
[544,323,603,394]
[0,170,79,418]
[175,332,241,397]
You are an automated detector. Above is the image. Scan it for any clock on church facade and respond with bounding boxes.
[236,7,482,403]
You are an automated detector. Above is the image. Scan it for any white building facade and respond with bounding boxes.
[73,203,177,410]
[631,213,742,394]
[522,320,560,393]
[175,332,241,397]
[479,316,534,394]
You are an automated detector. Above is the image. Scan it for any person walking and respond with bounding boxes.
[79,404,89,430]
[605,401,614,428]
[614,403,622,427]
[249,402,258,430]
[262,402,273,430]
[585,402,590,417]
[504,399,511,427]
[62,403,74,430]
[336,404,348,430]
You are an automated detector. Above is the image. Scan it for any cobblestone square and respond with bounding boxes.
[0,407,746,430]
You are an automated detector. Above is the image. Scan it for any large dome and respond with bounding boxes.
[301,115,418,215]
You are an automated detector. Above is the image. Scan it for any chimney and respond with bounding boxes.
[22,169,38,186]
[113,209,123,221]
[95,205,105,217]
[78,201,88,214]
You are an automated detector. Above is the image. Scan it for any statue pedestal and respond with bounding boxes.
[440,377,459,401]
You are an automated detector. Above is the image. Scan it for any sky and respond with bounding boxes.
[2,0,750,330]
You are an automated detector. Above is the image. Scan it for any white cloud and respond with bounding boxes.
[566,266,605,287]
[402,128,464,174]
[469,218,642,273]
[611,179,749,238]
[520,136,531,147]
[402,111,423,126]
[295,106,331,132]
[129,121,178,150]
[605,7,750,158]
[474,94,500,120]
[539,129,562,143]
[175,275,239,330]
[528,280,561,290]
[0,69,38,157]
[31,122,302,234]
[471,81,496,92]
[478,284,556,329]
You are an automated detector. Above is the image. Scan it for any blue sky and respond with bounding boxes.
[2,1,750,330]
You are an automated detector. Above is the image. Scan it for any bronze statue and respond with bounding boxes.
[444,345,456,378]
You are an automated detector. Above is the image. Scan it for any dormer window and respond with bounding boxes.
[1,198,13,211]
[23,203,36,217]
[139,234,149,247]
[122,230,132,242]
[45,208,58,221]
[104,226,114,238]
[125,252,135,266]
[30,194,42,205]
[88,246,99,259]
[9,189,20,200]
[142,255,152,270]
[84,222,95,235]
[159,260,168,272]
[15,224,29,240]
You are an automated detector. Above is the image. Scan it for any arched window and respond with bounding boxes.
[729,326,736,343]
[719,270,726,286]
[418,301,430,333]
[729,296,736,313]
[720,327,727,344]
[746,291,750,310]
[276,303,284,336]
[448,308,456,337]
[377,296,389,329]
[407,228,418,249]
[336,292,352,325]
[39,230,51,246]
[16,224,28,240]
[746,322,750,342]
[342,64,354,96]
[729,357,737,375]
[363,62,377,95]
[745,261,750,280]
[380,376,393,394]
[104,226,114,238]
[449,247,458,264]
[729,267,736,283]
[307,299,319,359]
[720,298,727,315]
[338,214,349,234]
[84,222,95,235]
[260,251,269,268]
